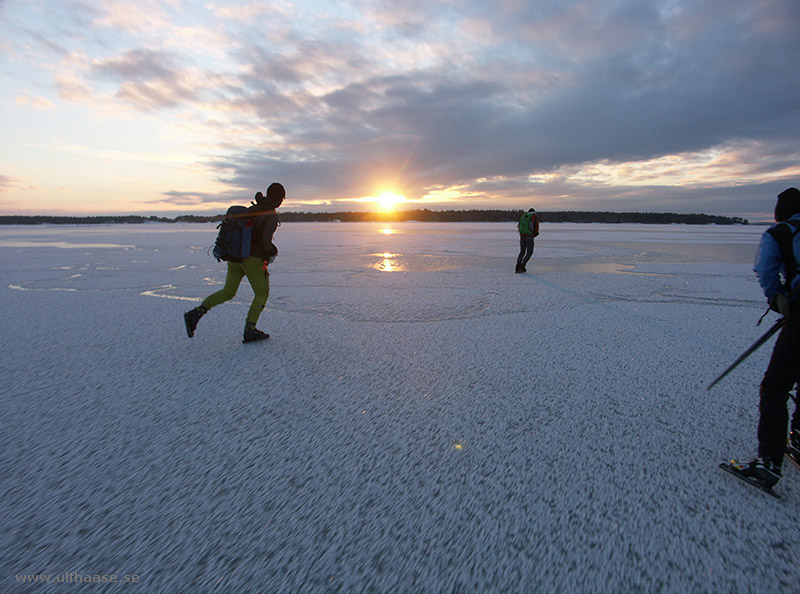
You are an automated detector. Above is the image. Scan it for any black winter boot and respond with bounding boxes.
[243,321,269,343]
[735,457,782,488]
[184,305,207,338]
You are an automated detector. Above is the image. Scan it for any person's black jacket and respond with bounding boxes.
[248,203,279,260]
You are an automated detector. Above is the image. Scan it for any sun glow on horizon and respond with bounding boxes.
[374,191,407,211]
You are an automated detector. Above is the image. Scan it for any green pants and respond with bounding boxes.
[202,257,270,324]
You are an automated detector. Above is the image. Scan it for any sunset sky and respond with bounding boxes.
[1,0,798,219]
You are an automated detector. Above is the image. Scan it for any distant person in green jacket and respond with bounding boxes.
[515,208,539,273]
[184,183,284,343]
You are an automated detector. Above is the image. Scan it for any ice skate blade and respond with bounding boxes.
[719,462,780,499]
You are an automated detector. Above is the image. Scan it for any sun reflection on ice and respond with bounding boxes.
[373,252,404,272]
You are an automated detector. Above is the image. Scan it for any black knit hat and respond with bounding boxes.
[255,182,285,209]
[775,187,800,222]
[267,182,285,202]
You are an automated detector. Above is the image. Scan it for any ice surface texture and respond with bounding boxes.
[1,222,797,593]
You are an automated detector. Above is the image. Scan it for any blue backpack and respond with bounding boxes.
[212,205,253,262]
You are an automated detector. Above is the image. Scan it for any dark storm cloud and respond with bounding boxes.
[198,0,798,211]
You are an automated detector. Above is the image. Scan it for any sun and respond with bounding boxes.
[375,191,407,211]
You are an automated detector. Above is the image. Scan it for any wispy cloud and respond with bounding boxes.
[90,48,204,110]
[209,1,289,23]
[14,90,55,109]
[0,174,35,192]
[91,0,173,33]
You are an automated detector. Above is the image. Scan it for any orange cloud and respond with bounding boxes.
[14,92,55,110]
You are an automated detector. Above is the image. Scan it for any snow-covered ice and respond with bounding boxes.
[1,221,798,593]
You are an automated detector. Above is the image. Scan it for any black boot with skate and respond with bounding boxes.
[184,305,207,338]
[733,457,782,488]
[243,321,269,343]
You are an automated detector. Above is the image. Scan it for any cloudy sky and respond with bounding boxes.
[1,0,798,219]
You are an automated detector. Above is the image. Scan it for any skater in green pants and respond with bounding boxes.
[184,182,284,342]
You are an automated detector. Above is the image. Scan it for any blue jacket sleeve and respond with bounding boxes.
[753,230,784,300]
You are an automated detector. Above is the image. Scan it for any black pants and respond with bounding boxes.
[758,309,800,465]
[517,236,535,266]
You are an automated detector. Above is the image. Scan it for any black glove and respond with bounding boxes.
[770,292,791,317]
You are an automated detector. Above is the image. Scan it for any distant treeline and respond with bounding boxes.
[277,210,750,225]
[0,210,748,225]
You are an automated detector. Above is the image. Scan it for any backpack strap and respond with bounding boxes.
[767,220,800,289]
[236,208,276,219]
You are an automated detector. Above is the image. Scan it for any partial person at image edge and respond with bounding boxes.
[732,187,800,487]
